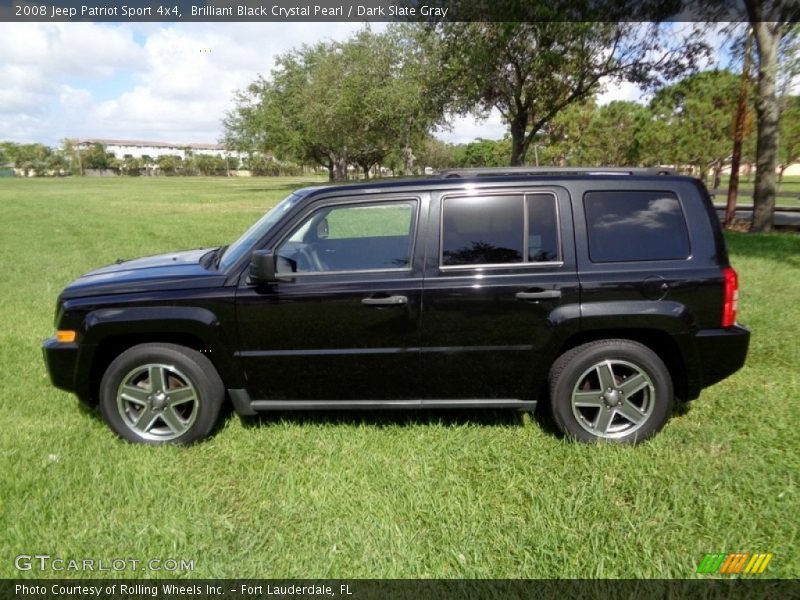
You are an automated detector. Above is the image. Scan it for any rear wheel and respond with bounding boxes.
[99,343,224,444]
[549,339,674,443]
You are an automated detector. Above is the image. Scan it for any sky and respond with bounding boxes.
[0,22,731,148]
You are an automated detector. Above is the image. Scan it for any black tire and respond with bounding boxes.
[549,339,674,444]
[99,343,224,445]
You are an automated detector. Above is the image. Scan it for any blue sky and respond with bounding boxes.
[0,22,734,148]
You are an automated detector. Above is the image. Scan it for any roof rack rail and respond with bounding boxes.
[436,167,675,178]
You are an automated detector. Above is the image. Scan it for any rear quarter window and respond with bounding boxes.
[583,191,690,262]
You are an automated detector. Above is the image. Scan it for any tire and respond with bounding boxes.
[99,343,224,445]
[549,339,674,443]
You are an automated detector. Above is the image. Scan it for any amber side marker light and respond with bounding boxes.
[56,330,76,343]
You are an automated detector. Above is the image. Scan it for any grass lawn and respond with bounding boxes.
[0,176,798,579]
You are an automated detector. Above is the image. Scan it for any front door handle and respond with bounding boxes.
[361,295,408,306]
[515,290,562,301]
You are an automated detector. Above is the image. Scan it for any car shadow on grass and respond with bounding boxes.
[236,407,529,429]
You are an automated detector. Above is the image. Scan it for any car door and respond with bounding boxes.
[235,193,426,402]
[419,187,580,400]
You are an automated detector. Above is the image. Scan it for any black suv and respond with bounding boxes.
[43,168,749,444]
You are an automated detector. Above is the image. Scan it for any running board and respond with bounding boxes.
[228,389,536,416]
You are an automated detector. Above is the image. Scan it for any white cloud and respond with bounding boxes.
[435,109,507,144]
[59,85,93,112]
[0,22,370,145]
[596,80,644,106]
[0,23,143,78]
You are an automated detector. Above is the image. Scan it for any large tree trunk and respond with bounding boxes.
[509,112,529,166]
[333,153,348,181]
[402,146,415,175]
[750,22,780,233]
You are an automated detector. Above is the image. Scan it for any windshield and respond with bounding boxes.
[218,193,304,271]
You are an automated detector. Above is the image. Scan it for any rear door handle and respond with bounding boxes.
[515,290,562,301]
[361,295,408,306]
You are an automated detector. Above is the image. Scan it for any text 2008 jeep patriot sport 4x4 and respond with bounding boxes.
[43,168,750,444]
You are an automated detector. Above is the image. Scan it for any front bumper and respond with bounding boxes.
[694,324,751,388]
[42,336,79,393]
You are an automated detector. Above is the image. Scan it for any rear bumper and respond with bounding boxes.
[42,337,79,393]
[694,325,750,388]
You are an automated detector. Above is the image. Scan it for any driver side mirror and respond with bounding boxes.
[249,249,277,283]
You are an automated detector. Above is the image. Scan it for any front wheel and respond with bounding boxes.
[99,343,224,444]
[549,340,674,443]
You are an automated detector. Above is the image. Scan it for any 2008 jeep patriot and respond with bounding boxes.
[43,168,750,444]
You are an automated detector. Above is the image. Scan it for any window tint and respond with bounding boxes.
[584,191,690,262]
[441,193,560,266]
[527,194,559,262]
[277,201,416,273]
[442,195,524,266]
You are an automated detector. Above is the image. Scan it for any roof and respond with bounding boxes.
[295,169,694,200]
[437,167,676,178]
[72,138,225,151]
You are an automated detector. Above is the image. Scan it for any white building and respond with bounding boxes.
[72,138,241,161]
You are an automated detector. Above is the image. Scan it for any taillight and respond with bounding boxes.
[722,267,738,328]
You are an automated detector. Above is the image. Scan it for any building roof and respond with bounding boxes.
[72,138,225,151]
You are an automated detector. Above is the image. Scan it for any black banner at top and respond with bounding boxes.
[0,0,792,23]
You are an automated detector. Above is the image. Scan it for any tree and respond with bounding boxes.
[414,137,460,172]
[575,101,651,167]
[156,155,182,175]
[45,150,68,176]
[61,139,83,175]
[194,154,227,176]
[743,2,798,231]
[539,99,597,166]
[224,26,446,181]
[648,70,744,185]
[121,156,142,176]
[9,143,52,176]
[460,138,512,167]
[81,143,114,170]
[427,19,709,165]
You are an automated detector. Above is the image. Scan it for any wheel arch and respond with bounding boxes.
[552,328,698,402]
[76,306,244,405]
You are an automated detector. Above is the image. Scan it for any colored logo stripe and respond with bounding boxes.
[697,553,726,574]
[697,553,773,575]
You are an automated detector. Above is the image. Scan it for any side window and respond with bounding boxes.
[527,193,559,262]
[277,200,416,273]
[441,193,559,267]
[583,191,690,263]
[442,195,524,266]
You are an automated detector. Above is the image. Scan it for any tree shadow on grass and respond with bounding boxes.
[725,231,800,268]
[238,181,328,194]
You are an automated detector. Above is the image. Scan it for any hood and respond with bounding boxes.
[61,248,227,299]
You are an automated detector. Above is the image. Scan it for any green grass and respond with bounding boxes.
[0,176,798,579]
